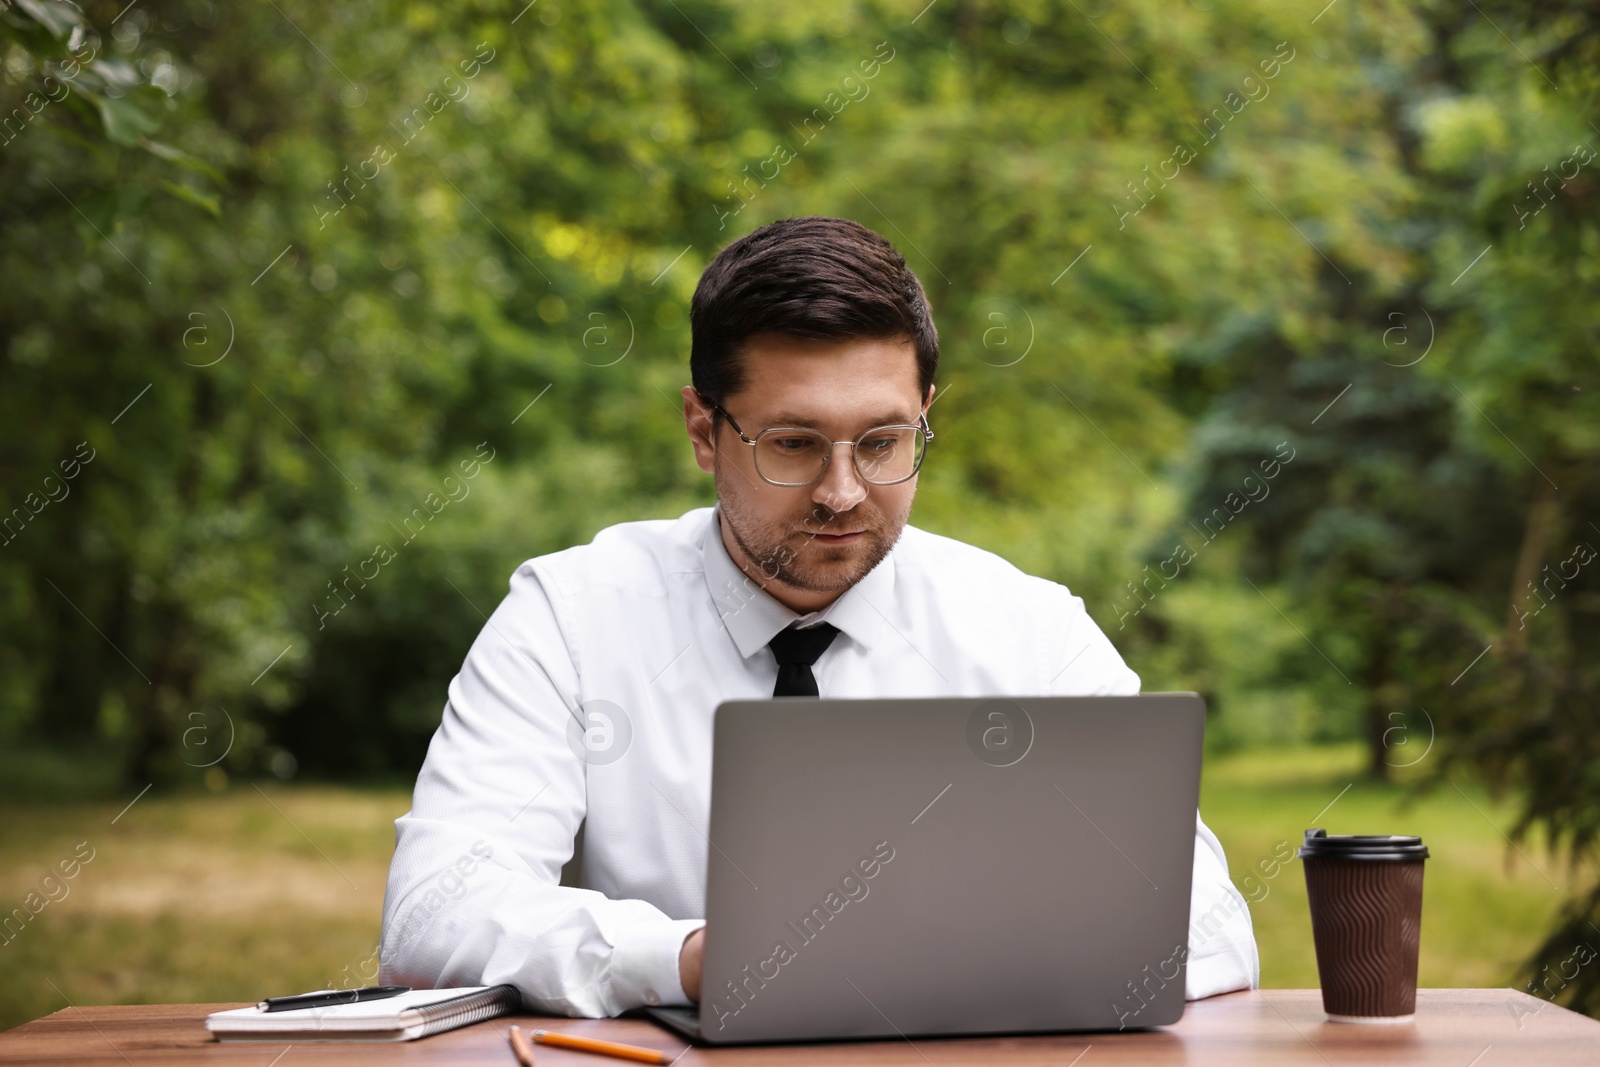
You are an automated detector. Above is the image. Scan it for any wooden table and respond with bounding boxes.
[1,989,1596,1065]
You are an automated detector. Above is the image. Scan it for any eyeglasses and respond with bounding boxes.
[707,400,934,487]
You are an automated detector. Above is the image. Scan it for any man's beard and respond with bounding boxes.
[715,467,911,594]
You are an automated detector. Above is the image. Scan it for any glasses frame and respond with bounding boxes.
[707,400,935,488]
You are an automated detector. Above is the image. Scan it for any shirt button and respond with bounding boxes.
[643,989,661,1006]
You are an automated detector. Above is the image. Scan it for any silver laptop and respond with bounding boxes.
[643,693,1205,1045]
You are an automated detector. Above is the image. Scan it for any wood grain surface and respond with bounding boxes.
[1,989,1595,1065]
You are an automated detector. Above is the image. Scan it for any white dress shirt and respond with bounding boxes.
[380,506,1259,1016]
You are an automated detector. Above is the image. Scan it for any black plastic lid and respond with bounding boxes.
[1297,827,1429,861]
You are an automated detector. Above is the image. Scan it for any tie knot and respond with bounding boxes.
[768,623,840,667]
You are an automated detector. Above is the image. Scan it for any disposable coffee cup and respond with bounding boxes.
[1298,828,1428,1023]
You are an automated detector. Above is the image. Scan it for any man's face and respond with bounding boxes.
[683,333,931,612]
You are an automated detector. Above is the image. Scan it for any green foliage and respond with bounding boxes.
[1125,0,1600,1013]
[2,0,1598,1012]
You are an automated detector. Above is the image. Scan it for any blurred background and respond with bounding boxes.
[2,0,1598,1030]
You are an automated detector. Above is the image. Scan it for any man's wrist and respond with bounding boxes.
[678,926,705,1003]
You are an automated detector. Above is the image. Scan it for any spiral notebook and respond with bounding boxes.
[205,985,522,1042]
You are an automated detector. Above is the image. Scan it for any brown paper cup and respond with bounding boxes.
[1298,828,1428,1023]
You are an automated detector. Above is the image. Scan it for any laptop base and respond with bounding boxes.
[642,1005,701,1042]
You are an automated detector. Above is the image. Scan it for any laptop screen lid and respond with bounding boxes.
[690,694,1204,1045]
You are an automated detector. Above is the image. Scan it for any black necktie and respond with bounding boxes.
[768,623,840,697]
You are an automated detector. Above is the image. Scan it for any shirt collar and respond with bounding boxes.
[703,505,896,659]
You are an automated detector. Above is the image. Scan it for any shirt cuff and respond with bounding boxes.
[1186,936,1258,1000]
[611,917,706,1009]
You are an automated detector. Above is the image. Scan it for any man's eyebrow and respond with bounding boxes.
[765,411,919,431]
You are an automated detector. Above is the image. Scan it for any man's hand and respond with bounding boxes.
[678,927,706,1003]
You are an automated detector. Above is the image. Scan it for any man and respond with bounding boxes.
[379,216,1258,1016]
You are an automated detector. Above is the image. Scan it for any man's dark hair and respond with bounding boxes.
[690,217,938,411]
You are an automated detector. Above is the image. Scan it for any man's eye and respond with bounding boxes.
[772,437,819,452]
[861,435,899,452]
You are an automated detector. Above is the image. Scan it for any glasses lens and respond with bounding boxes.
[855,427,924,485]
[754,430,830,485]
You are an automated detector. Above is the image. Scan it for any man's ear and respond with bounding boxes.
[682,386,717,474]
[922,382,936,414]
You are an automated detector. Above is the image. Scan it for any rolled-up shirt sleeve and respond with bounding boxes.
[379,562,704,1017]
[1045,583,1259,1000]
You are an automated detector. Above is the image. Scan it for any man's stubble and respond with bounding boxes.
[714,463,913,594]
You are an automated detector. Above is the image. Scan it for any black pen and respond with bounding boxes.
[258,985,410,1013]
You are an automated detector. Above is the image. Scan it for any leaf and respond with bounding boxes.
[11,0,82,39]
[142,140,225,182]
[157,179,221,217]
[96,94,160,147]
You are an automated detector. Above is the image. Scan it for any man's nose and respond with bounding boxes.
[812,442,869,514]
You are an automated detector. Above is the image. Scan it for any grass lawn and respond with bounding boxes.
[0,782,407,1033]
[0,743,1584,1031]
[1201,743,1579,992]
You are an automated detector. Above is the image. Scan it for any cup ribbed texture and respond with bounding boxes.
[1303,857,1424,1018]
